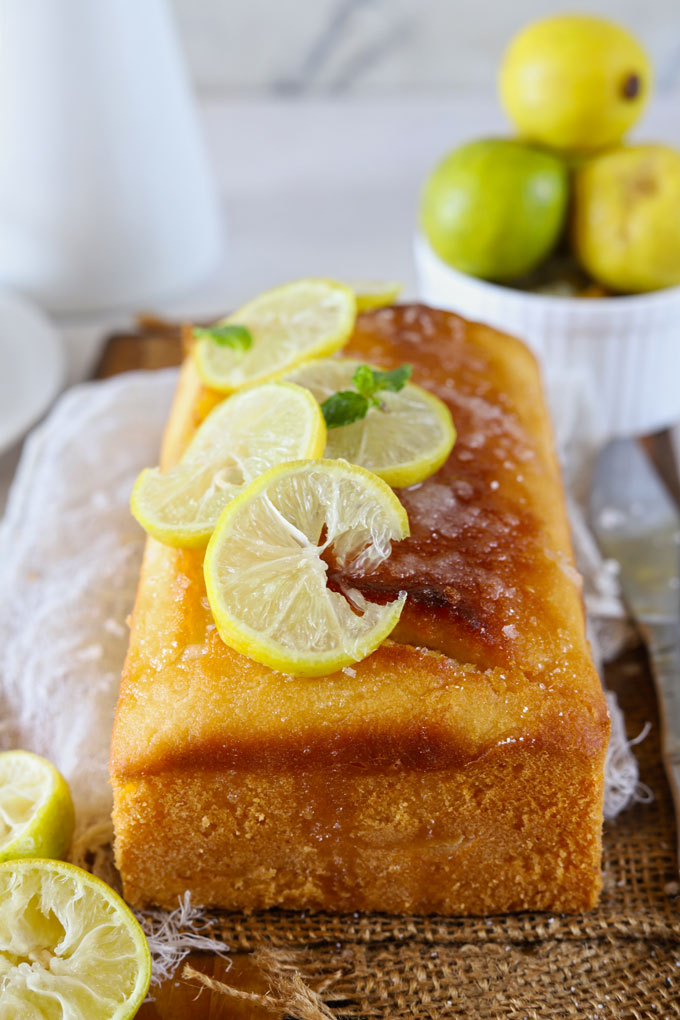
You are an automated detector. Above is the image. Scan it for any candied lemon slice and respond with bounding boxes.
[131,381,326,548]
[193,279,356,393]
[204,460,409,677]
[349,279,402,311]
[0,858,151,1019]
[285,358,456,488]
[0,751,74,864]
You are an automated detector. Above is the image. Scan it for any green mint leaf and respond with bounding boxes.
[352,364,377,401]
[192,323,253,353]
[351,362,412,402]
[321,391,369,429]
[370,363,412,392]
[322,363,413,429]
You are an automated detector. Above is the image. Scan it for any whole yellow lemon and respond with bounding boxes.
[500,15,651,152]
[572,145,680,293]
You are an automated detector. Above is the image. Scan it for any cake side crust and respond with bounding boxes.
[114,742,605,913]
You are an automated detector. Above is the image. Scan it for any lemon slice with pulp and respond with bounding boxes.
[285,358,456,487]
[204,459,409,677]
[131,381,326,548]
[349,279,402,311]
[0,858,151,1019]
[193,278,356,393]
[0,750,74,863]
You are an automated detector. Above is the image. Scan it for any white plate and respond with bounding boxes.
[0,292,64,455]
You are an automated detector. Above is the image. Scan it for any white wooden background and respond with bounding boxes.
[170,0,680,98]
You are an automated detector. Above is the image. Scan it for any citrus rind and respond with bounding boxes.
[204,459,409,677]
[0,857,151,1020]
[350,279,402,311]
[193,278,357,393]
[131,381,326,547]
[0,750,75,864]
[285,358,456,487]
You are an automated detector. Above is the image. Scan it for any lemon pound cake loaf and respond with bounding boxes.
[111,302,609,914]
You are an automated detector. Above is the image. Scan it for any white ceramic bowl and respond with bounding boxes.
[415,234,680,438]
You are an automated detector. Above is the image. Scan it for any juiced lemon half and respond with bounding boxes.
[193,278,356,393]
[286,358,456,487]
[131,381,326,547]
[204,460,409,677]
[0,750,74,863]
[0,858,151,1019]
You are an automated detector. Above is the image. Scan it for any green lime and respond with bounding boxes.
[420,138,569,282]
[0,750,75,862]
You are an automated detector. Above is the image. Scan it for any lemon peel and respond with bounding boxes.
[193,278,356,393]
[286,358,456,487]
[131,381,326,547]
[0,750,74,863]
[204,459,409,677]
[0,858,151,1019]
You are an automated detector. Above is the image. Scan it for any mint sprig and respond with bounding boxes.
[321,390,368,429]
[192,323,253,354]
[321,363,412,430]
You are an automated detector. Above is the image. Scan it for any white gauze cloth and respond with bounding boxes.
[0,368,647,838]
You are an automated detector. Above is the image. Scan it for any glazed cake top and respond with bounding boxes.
[110,305,607,779]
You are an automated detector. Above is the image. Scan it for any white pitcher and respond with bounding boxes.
[0,0,223,313]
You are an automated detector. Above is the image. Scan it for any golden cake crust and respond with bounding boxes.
[111,304,608,913]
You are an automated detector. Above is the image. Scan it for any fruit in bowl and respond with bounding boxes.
[499,14,651,153]
[415,13,680,438]
[420,138,568,282]
[572,145,680,293]
[419,13,680,298]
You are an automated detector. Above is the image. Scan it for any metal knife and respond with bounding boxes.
[591,437,680,866]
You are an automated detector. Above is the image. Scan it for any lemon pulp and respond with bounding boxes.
[0,751,74,863]
[286,358,456,487]
[193,278,356,393]
[204,459,409,677]
[131,381,326,547]
[0,858,151,1020]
